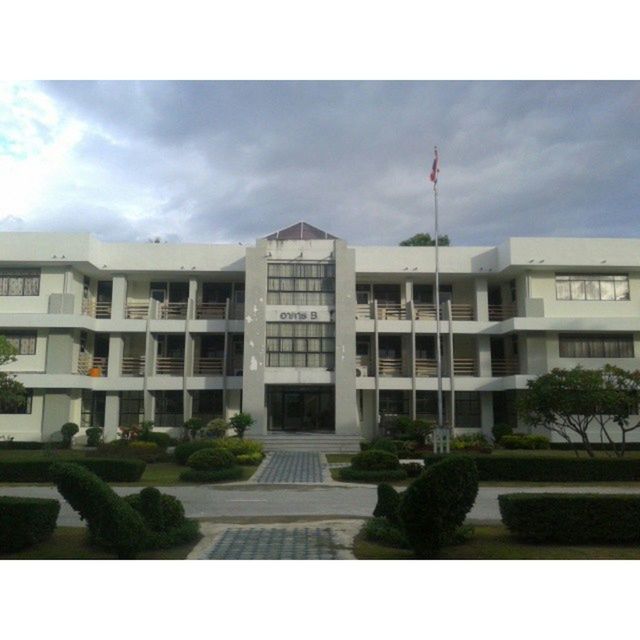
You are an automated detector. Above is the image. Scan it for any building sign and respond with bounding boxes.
[266,306,334,322]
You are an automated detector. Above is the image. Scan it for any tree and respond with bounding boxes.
[399,233,450,246]
[229,412,254,440]
[0,336,27,414]
[518,365,640,458]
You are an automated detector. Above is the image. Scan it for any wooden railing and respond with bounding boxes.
[81,300,112,318]
[378,357,404,376]
[415,358,437,377]
[356,303,372,319]
[77,354,108,376]
[196,303,226,319]
[194,357,224,375]
[414,303,475,321]
[158,302,188,319]
[377,303,406,320]
[488,304,517,321]
[121,356,146,376]
[155,357,184,375]
[492,358,519,376]
[453,358,476,376]
[126,303,150,319]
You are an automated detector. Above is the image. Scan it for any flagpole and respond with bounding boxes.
[433,160,444,436]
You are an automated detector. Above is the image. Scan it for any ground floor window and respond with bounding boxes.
[379,390,409,416]
[0,388,32,414]
[120,391,144,428]
[154,391,183,428]
[266,386,334,432]
[193,390,223,423]
[81,390,105,428]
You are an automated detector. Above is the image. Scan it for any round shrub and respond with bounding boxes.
[187,447,236,471]
[85,427,103,447]
[0,497,60,552]
[370,438,399,455]
[174,440,217,465]
[61,422,79,448]
[139,431,173,450]
[236,453,264,466]
[373,483,401,524]
[217,437,264,457]
[351,449,400,471]
[125,487,186,532]
[362,517,410,549]
[126,441,163,462]
[206,418,229,439]
[401,462,424,478]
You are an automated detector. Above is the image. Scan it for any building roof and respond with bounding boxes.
[265,221,339,241]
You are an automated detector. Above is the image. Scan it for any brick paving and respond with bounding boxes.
[205,526,337,559]
[253,451,325,484]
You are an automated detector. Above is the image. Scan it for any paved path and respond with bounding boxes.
[252,452,326,484]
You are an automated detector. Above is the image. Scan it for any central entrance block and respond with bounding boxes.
[266,386,335,432]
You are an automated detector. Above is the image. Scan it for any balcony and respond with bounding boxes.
[196,302,226,319]
[158,302,188,320]
[126,303,149,319]
[376,303,406,320]
[155,357,184,375]
[492,358,519,376]
[121,356,146,376]
[77,354,108,376]
[414,303,475,321]
[378,357,404,377]
[415,358,437,376]
[82,299,112,319]
[488,304,517,321]
[453,358,477,376]
[194,357,224,375]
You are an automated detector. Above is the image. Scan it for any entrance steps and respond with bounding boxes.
[254,433,361,453]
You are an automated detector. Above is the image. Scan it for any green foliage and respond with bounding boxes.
[236,453,264,466]
[423,453,640,482]
[179,467,244,483]
[399,455,479,558]
[174,440,217,465]
[373,483,401,524]
[139,431,173,449]
[492,422,513,443]
[399,233,450,246]
[401,462,424,478]
[216,438,264,457]
[370,438,399,454]
[499,434,550,450]
[351,449,401,471]
[61,422,79,448]
[183,417,204,439]
[362,517,410,549]
[229,412,255,439]
[50,462,150,559]
[0,497,60,552]
[451,433,493,453]
[186,447,236,471]
[126,441,164,462]
[339,467,407,482]
[206,418,229,439]
[124,487,185,532]
[499,493,640,544]
[0,458,145,482]
[0,336,28,414]
[85,427,103,447]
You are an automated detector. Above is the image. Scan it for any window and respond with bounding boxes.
[0,389,32,414]
[267,262,335,305]
[455,392,480,429]
[555,274,630,301]
[356,284,371,305]
[379,391,408,415]
[4,332,37,355]
[559,334,634,358]
[0,269,40,296]
[266,322,335,368]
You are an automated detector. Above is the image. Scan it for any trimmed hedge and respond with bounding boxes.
[179,467,245,483]
[0,441,65,451]
[0,497,60,552]
[339,467,408,482]
[139,432,174,449]
[373,483,401,524]
[362,517,410,549]
[174,440,217,465]
[236,453,263,466]
[499,493,640,543]
[187,447,235,471]
[351,450,401,471]
[423,454,640,482]
[499,435,550,450]
[0,458,146,482]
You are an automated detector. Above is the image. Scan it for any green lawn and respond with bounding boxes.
[354,524,640,560]
[0,527,198,560]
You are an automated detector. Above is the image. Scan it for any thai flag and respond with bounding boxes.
[430,147,439,183]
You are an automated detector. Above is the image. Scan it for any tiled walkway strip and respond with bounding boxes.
[253,451,324,484]
[206,527,337,559]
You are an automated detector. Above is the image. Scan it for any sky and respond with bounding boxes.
[0,80,638,247]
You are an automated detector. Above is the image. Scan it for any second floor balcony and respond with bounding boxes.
[155,357,184,376]
[77,353,108,376]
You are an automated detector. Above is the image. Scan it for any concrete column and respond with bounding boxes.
[404,280,413,307]
[242,241,268,435]
[373,300,380,436]
[143,300,158,421]
[45,330,74,373]
[480,392,494,438]
[334,240,358,435]
[107,333,124,378]
[183,295,196,422]
[408,299,416,420]
[104,392,120,441]
[111,275,127,320]
[477,335,492,377]
[474,277,489,322]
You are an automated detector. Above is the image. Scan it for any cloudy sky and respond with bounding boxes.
[0,81,638,247]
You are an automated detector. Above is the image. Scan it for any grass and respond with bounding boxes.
[353,524,640,560]
[0,527,198,560]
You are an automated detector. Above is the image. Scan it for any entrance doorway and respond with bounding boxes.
[266,386,335,432]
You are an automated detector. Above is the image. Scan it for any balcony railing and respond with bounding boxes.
[376,303,406,320]
[196,302,227,319]
[155,357,185,375]
[415,358,437,377]
[158,302,188,319]
[378,357,404,376]
[453,358,476,376]
[356,303,372,319]
[194,357,224,375]
[78,354,108,376]
[121,356,146,376]
[126,303,150,319]
[488,304,517,321]
[414,303,475,321]
[81,299,112,319]
[492,358,519,376]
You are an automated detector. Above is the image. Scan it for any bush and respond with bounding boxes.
[401,462,424,478]
[0,441,65,451]
[423,454,640,482]
[0,458,145,482]
[124,487,185,532]
[50,462,150,558]
[373,483,401,524]
[499,493,640,544]
[362,517,410,549]
[183,417,204,440]
[229,412,255,439]
[215,438,264,458]
[0,497,60,552]
[127,441,164,462]
[339,467,408,482]
[139,431,173,450]
[399,455,479,558]
[179,467,245,483]
[351,450,401,471]
[451,433,493,453]
[206,418,229,439]
[236,453,264,466]
[370,438,400,454]
[187,447,236,471]
[174,440,217,465]
[492,422,513,443]
[61,422,79,448]
[85,427,103,447]
[499,434,550,450]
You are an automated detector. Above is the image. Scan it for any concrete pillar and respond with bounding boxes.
[104,392,120,441]
[107,333,124,378]
[143,300,158,421]
[480,392,494,438]
[474,277,489,322]
[111,275,127,320]
[477,335,492,377]
[45,330,74,373]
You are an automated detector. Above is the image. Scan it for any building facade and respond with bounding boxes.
[2,222,640,449]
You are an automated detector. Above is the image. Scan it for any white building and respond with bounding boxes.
[1,222,640,450]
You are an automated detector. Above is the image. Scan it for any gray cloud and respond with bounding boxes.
[13,81,640,246]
